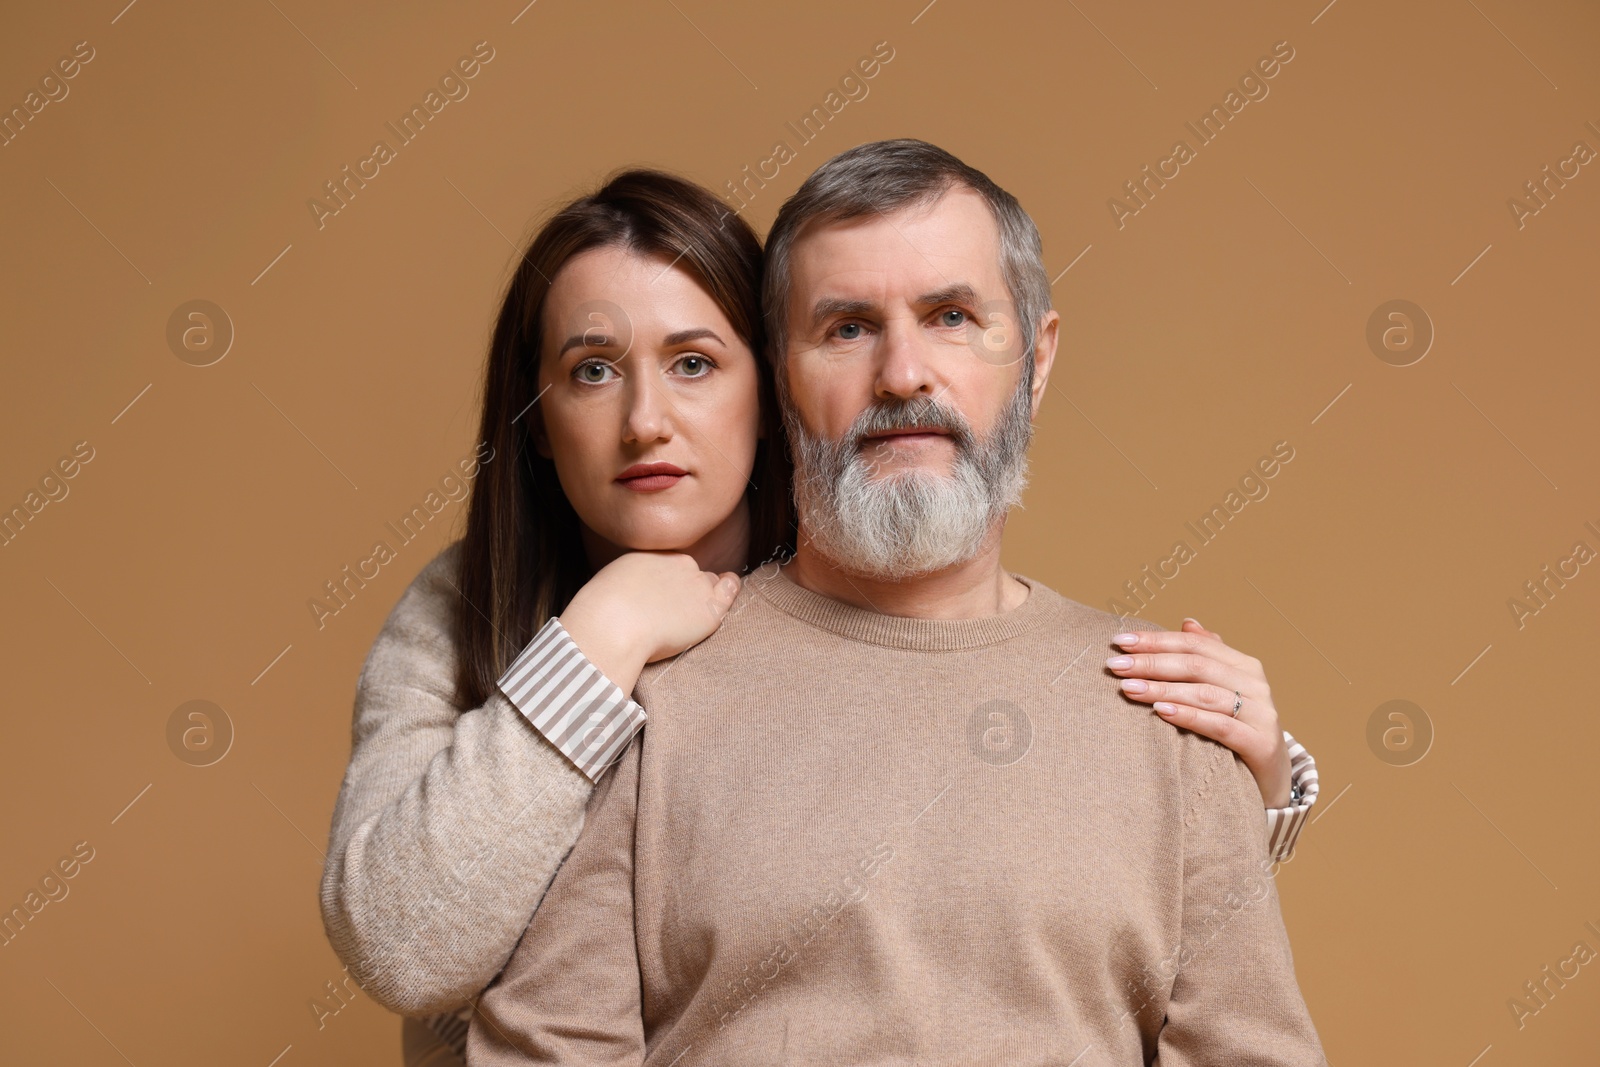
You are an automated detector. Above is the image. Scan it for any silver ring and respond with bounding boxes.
[1230,691,1243,717]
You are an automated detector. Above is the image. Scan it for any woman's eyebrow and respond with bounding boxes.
[661,327,726,347]
[557,332,620,356]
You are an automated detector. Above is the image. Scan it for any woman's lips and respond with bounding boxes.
[617,473,685,492]
[616,462,687,492]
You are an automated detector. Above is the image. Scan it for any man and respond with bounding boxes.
[468,139,1324,1064]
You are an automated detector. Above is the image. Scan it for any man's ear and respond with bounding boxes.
[1028,309,1060,419]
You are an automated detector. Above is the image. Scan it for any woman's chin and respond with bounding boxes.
[585,498,748,566]
[603,525,708,556]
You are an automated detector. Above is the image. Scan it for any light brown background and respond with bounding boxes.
[2,0,1596,1062]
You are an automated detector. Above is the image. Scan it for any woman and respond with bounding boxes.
[319,169,1319,1066]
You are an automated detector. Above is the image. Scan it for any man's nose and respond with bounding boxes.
[872,316,940,401]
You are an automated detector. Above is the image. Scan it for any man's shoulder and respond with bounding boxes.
[1015,574,1165,644]
[1014,577,1197,757]
[1024,585,1235,783]
[633,577,796,696]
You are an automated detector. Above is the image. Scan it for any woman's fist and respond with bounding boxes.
[558,552,741,693]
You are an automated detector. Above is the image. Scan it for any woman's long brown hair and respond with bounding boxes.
[452,169,792,710]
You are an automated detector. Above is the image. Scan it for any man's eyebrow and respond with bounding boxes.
[809,296,877,330]
[916,282,980,307]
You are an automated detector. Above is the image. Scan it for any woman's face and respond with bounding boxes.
[536,245,763,569]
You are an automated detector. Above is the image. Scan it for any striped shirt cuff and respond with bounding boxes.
[422,1005,474,1061]
[1263,729,1318,863]
[496,617,647,783]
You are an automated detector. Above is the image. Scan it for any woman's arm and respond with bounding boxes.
[319,543,739,1015]
[320,543,599,1015]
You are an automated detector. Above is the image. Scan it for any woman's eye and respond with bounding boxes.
[835,322,864,340]
[939,308,968,328]
[677,355,712,378]
[575,360,615,384]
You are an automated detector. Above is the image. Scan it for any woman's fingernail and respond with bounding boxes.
[1120,678,1148,694]
[1154,702,1178,715]
[1106,656,1133,669]
[1183,617,1200,627]
[1113,632,1138,646]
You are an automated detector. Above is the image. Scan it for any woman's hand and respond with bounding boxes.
[1106,617,1293,808]
[559,552,741,694]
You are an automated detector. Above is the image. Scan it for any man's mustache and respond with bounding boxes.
[848,396,976,452]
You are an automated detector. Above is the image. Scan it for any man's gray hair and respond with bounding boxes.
[762,138,1051,383]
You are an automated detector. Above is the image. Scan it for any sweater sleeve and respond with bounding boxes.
[1154,736,1325,1065]
[468,735,647,1065]
[319,541,598,1016]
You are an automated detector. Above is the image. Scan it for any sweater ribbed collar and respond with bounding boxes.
[749,563,1060,652]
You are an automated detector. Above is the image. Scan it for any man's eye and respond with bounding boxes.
[836,323,864,340]
[575,360,615,383]
[677,355,712,377]
[939,308,968,327]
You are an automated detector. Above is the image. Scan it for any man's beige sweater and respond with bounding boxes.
[469,564,1324,1065]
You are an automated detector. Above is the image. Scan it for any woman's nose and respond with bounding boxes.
[622,377,669,443]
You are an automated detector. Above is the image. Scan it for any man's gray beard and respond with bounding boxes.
[786,376,1035,581]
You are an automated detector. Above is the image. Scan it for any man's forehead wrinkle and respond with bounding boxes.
[867,200,953,289]
[797,194,1003,292]
[806,272,959,327]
